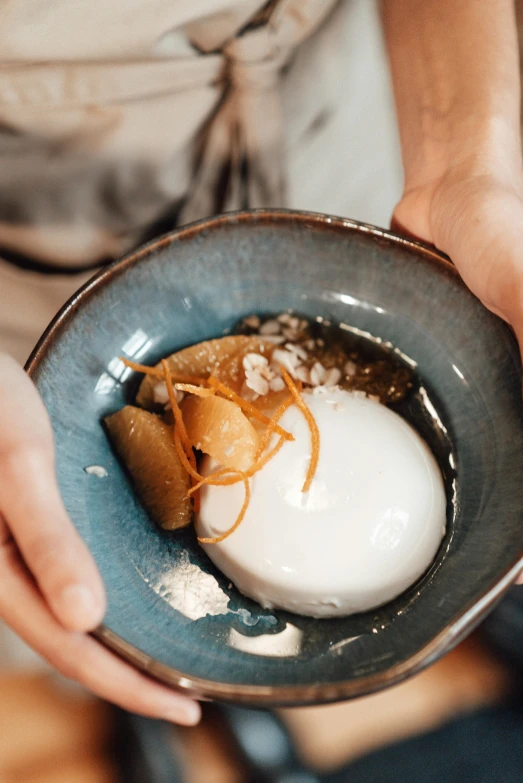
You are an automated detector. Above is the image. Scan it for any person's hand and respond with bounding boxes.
[382,0,523,581]
[0,353,201,724]
[392,155,523,586]
[393,160,523,347]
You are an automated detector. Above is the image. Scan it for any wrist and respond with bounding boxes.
[392,112,523,249]
[382,0,521,198]
[401,108,522,199]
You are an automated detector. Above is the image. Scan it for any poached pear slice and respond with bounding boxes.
[105,405,192,530]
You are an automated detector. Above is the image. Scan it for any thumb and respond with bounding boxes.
[0,353,106,630]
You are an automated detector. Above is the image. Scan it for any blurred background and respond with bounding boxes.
[2,1,523,781]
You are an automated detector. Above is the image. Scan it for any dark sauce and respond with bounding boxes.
[235,312,414,404]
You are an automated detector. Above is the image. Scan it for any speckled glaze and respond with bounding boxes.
[26,210,523,706]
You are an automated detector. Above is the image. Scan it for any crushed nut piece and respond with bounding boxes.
[240,381,259,401]
[162,387,184,409]
[272,348,300,376]
[243,352,269,372]
[310,361,327,386]
[294,365,311,384]
[84,465,108,478]
[260,334,285,344]
[245,370,269,396]
[243,315,261,329]
[344,360,357,377]
[324,367,342,387]
[259,364,275,381]
[282,326,300,341]
[259,319,281,335]
[269,376,285,392]
[153,381,169,405]
[285,343,308,361]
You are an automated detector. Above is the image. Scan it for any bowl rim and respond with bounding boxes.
[25,208,523,706]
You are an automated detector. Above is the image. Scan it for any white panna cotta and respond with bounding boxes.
[197,388,446,618]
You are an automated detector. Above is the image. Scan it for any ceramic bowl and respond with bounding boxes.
[26,210,523,706]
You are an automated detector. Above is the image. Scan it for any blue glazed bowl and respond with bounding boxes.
[26,210,523,706]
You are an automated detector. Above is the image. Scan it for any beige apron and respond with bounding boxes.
[0,0,402,666]
[0,0,401,362]
[0,0,336,266]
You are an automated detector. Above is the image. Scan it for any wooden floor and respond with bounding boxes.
[0,633,510,783]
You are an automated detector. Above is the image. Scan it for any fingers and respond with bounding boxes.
[430,180,523,317]
[0,448,106,632]
[391,188,433,244]
[0,355,200,724]
[0,512,11,546]
[397,181,523,347]
[0,540,201,726]
[0,354,105,631]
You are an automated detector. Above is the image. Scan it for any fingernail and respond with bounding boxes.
[166,700,201,726]
[56,584,104,631]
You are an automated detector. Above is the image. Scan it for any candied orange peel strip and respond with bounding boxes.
[120,357,207,386]
[255,392,295,458]
[173,430,202,513]
[197,472,250,545]
[188,468,241,495]
[280,367,320,493]
[187,466,232,493]
[174,383,215,398]
[250,433,286,474]
[163,361,195,465]
[207,376,294,441]
[162,359,203,511]
[173,429,203,482]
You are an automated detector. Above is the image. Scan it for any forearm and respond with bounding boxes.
[381,0,521,192]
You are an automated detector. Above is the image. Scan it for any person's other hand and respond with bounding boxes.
[392,154,523,584]
[0,353,201,724]
[393,160,523,344]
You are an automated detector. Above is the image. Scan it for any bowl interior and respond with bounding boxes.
[28,211,523,703]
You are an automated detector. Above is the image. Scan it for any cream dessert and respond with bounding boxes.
[197,388,446,618]
[107,312,447,620]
